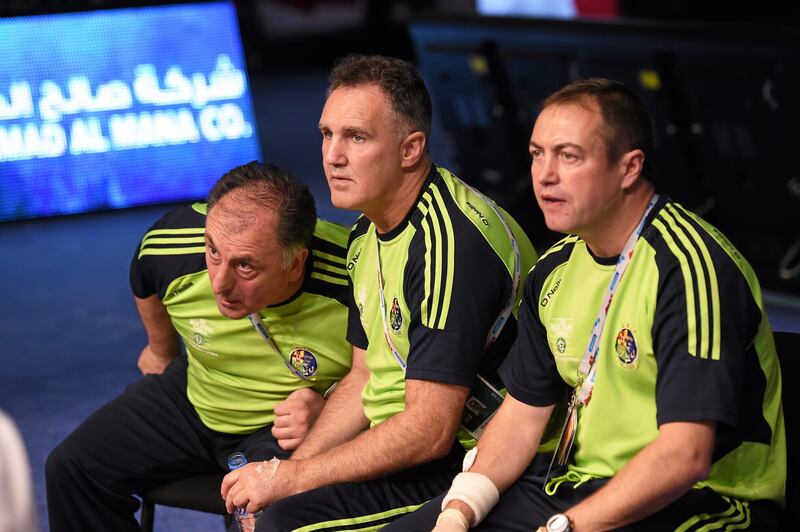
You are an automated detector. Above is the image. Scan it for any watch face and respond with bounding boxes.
[547,514,570,532]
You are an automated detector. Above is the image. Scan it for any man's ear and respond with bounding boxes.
[289,248,309,282]
[620,149,645,190]
[400,131,427,169]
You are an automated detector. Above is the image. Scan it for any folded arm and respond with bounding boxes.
[133,294,181,374]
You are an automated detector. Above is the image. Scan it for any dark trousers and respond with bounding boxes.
[46,357,289,532]
[385,454,783,531]
[241,444,464,532]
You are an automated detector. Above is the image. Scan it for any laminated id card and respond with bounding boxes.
[460,375,504,438]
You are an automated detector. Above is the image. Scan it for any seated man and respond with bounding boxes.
[46,161,353,531]
[220,54,539,530]
[395,78,786,531]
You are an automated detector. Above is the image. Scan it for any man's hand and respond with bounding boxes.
[271,388,326,450]
[137,344,175,375]
[433,508,471,531]
[221,458,289,514]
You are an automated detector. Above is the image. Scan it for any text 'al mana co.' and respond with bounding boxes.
[0,54,254,162]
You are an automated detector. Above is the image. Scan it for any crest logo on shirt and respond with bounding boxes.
[556,337,567,353]
[189,318,213,346]
[290,348,318,379]
[549,317,573,357]
[389,297,403,333]
[615,326,638,369]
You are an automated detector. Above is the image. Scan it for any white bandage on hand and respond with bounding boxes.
[433,508,471,531]
[254,458,280,480]
[441,472,499,527]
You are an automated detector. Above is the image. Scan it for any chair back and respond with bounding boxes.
[775,331,800,526]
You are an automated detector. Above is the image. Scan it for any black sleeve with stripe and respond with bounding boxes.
[499,261,570,407]
[402,205,514,389]
[648,206,772,455]
[306,233,350,309]
[346,217,370,350]
[129,205,207,300]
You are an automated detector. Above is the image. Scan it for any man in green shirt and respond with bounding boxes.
[398,79,785,531]
[46,162,352,532]
[221,55,538,531]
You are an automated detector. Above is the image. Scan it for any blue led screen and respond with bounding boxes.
[0,1,262,221]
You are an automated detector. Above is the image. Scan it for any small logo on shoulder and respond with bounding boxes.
[615,326,638,369]
[166,281,194,300]
[347,249,361,270]
[466,201,490,226]
[540,278,561,307]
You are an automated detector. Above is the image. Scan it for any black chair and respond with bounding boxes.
[775,331,799,528]
[139,474,233,532]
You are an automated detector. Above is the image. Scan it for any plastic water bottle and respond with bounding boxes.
[227,452,261,532]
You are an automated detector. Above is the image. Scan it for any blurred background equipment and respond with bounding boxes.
[409,14,800,297]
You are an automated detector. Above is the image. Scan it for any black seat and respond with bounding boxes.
[775,331,799,527]
[139,474,232,531]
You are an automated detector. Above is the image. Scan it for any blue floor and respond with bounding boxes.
[1,69,799,531]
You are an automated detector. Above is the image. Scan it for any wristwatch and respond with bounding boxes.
[546,513,573,532]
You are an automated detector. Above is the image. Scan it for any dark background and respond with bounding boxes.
[1,1,799,530]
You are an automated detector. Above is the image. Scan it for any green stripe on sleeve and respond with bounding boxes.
[311,271,349,286]
[668,205,722,360]
[427,197,445,329]
[313,249,347,265]
[313,261,348,277]
[143,227,204,239]
[661,209,711,359]
[421,216,433,327]
[431,184,455,330]
[652,218,699,356]
[141,236,206,246]
[138,246,206,258]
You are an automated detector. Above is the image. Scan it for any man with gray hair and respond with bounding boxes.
[46,161,353,531]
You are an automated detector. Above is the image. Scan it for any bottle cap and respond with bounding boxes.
[227,452,248,471]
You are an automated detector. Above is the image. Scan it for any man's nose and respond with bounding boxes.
[211,266,233,295]
[323,137,346,167]
[534,155,558,185]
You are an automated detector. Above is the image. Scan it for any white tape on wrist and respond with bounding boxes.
[254,458,280,480]
[462,447,478,471]
[436,507,471,530]
[441,472,499,527]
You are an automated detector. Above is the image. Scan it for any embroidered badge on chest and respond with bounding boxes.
[389,296,403,333]
[188,318,213,346]
[290,348,318,378]
[556,337,567,353]
[614,326,639,369]
[549,317,573,357]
